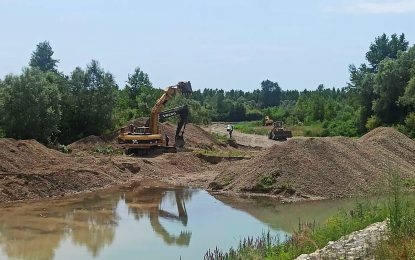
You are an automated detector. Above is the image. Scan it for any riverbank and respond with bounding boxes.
[1,125,414,204]
[205,171,415,259]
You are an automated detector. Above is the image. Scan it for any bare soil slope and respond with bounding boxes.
[70,119,218,152]
[210,127,415,199]
[0,138,136,202]
[203,123,276,148]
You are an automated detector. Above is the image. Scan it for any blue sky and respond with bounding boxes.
[0,0,414,91]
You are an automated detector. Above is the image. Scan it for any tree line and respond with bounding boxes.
[0,33,414,145]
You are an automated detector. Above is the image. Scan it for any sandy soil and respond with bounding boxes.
[1,125,414,204]
[203,123,278,148]
[210,127,415,199]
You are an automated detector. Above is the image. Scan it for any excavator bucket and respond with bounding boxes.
[177,81,192,94]
[175,136,185,148]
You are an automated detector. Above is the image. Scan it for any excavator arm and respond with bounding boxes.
[159,105,189,147]
[149,81,192,136]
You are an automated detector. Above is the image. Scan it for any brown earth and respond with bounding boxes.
[1,126,414,204]
[69,119,220,152]
[0,120,229,203]
[203,123,277,148]
[209,127,415,199]
[0,138,136,202]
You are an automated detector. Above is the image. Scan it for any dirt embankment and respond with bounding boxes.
[209,127,415,199]
[0,121,225,203]
[69,119,221,152]
[0,139,138,202]
[1,126,414,204]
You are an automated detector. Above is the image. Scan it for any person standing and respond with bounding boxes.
[226,124,233,139]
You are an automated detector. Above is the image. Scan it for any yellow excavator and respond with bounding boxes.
[117,81,192,155]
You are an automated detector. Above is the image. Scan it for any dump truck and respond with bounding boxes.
[268,121,292,141]
[117,81,192,155]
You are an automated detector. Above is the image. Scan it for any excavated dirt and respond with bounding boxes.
[69,119,219,152]
[0,139,137,203]
[1,126,414,204]
[210,127,415,199]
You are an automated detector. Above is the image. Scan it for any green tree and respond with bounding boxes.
[260,80,281,108]
[65,60,118,140]
[126,67,152,107]
[2,68,61,143]
[29,41,59,72]
[366,33,408,72]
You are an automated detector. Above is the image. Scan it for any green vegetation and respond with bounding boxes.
[234,121,269,136]
[374,172,415,259]
[93,145,116,155]
[205,170,415,259]
[195,149,247,158]
[210,132,232,144]
[205,201,387,260]
[1,33,415,146]
[234,121,326,137]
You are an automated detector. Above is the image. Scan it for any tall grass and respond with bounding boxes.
[205,170,415,259]
[204,201,387,260]
[374,170,415,259]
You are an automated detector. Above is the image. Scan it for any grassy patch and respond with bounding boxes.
[93,145,121,155]
[234,121,269,136]
[195,149,247,158]
[211,132,230,143]
[373,171,415,259]
[233,121,325,137]
[205,201,388,260]
[205,170,415,260]
[57,144,71,154]
[289,124,324,137]
[403,178,415,188]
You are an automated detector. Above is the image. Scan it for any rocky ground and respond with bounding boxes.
[296,221,388,260]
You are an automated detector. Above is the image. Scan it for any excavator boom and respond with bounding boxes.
[117,81,192,155]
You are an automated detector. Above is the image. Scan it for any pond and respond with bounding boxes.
[0,185,360,260]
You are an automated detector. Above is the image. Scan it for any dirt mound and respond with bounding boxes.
[210,127,415,199]
[161,123,219,148]
[69,117,149,151]
[0,138,136,203]
[70,119,218,152]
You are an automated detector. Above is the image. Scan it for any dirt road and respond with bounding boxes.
[203,123,277,148]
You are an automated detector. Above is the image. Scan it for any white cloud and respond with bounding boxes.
[324,0,415,14]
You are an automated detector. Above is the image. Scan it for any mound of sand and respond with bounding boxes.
[69,117,149,151]
[161,122,219,148]
[210,127,415,199]
[0,138,136,203]
[70,118,218,152]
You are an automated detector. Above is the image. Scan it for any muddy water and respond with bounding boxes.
[0,186,360,260]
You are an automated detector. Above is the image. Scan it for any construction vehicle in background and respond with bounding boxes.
[268,121,292,141]
[117,81,192,155]
[264,116,273,126]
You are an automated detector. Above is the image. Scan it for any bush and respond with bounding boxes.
[2,68,61,144]
[365,115,382,131]
[93,145,115,155]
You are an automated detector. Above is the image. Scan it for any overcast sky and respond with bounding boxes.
[0,0,414,91]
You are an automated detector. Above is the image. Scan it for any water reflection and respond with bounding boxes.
[0,186,361,260]
[124,187,192,246]
[0,185,194,259]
